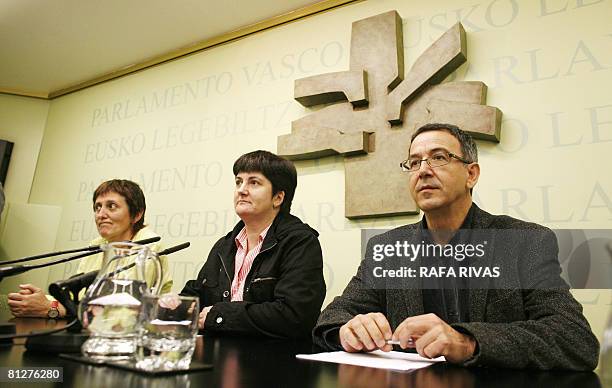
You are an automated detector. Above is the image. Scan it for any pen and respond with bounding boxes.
[385,339,414,346]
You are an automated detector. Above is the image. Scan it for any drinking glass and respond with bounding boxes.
[135,294,199,371]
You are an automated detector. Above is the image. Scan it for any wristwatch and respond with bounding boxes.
[47,300,60,319]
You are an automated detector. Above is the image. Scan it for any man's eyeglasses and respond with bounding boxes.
[400,152,471,172]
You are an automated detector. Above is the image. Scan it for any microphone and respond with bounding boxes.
[0,236,161,266]
[158,242,190,256]
[130,236,162,246]
[0,236,162,280]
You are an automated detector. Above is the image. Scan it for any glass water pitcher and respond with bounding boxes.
[79,242,162,361]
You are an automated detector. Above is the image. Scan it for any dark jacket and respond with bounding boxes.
[313,204,600,370]
[182,213,326,339]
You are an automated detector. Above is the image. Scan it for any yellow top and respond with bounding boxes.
[77,226,173,294]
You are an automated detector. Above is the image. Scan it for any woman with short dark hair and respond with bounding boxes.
[8,179,172,318]
[82,179,172,293]
[181,150,326,338]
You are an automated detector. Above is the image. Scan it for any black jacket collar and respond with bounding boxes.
[217,212,318,280]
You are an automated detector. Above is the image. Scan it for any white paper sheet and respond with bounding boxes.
[296,350,445,371]
[150,319,192,326]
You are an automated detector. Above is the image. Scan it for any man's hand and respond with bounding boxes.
[339,313,393,352]
[198,306,213,329]
[392,313,477,363]
[8,284,53,318]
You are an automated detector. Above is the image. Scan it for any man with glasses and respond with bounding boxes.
[313,123,599,370]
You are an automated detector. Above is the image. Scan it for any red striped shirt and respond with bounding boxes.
[231,224,271,301]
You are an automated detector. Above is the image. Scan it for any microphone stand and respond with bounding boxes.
[22,250,106,353]
[0,236,161,281]
[0,236,161,266]
[1,246,100,266]
[0,250,107,351]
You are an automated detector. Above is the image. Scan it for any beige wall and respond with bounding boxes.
[1,0,611,349]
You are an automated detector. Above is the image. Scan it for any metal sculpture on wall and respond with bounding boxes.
[277,11,502,219]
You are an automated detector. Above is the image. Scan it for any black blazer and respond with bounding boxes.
[313,204,600,370]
